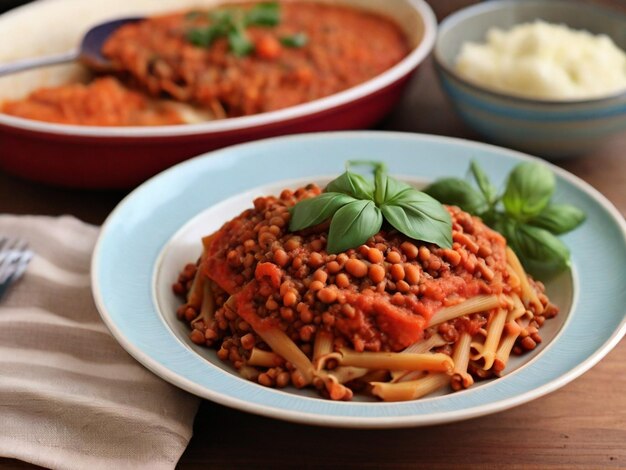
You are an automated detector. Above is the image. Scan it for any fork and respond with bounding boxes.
[0,236,34,301]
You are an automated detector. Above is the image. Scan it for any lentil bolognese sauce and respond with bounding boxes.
[0,77,185,126]
[1,2,409,125]
[173,177,558,402]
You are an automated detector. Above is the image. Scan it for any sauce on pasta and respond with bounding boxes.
[1,2,409,126]
[1,77,184,126]
[173,184,557,401]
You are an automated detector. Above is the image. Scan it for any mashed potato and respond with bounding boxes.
[455,20,626,101]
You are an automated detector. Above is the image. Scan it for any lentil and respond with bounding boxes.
[174,185,555,402]
[368,264,386,283]
[386,251,402,264]
[345,259,368,278]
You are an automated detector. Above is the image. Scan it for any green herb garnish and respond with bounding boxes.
[289,161,453,254]
[186,2,304,57]
[227,27,255,57]
[424,161,585,279]
[280,33,308,48]
[244,2,280,26]
[185,10,203,21]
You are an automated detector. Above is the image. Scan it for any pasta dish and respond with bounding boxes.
[1,2,408,126]
[172,182,557,402]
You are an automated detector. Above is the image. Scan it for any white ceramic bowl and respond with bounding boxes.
[434,0,626,159]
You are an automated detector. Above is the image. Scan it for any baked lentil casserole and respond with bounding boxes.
[1,2,409,126]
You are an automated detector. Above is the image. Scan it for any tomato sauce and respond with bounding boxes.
[2,3,408,126]
[102,2,409,117]
[198,185,511,353]
[1,77,184,126]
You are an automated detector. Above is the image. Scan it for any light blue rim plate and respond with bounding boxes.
[91,131,626,428]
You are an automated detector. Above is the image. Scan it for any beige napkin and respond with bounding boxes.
[0,215,200,470]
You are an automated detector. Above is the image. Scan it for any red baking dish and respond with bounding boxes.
[0,0,436,189]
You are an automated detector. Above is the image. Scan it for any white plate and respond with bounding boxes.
[92,131,626,427]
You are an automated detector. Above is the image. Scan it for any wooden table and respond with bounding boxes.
[1,1,625,469]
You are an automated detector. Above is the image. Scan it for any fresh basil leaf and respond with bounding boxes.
[528,204,586,235]
[288,192,355,231]
[326,200,383,254]
[187,17,232,47]
[501,221,570,279]
[188,4,278,56]
[326,171,374,200]
[375,174,413,206]
[502,162,555,220]
[479,209,500,229]
[424,177,488,214]
[346,160,387,176]
[381,189,453,249]
[279,33,308,48]
[228,28,254,56]
[470,160,498,204]
[245,1,280,26]
[210,9,234,24]
[374,164,388,205]
[488,212,508,237]
[340,160,386,202]
[187,28,214,47]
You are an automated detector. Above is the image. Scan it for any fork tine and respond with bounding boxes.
[0,261,29,299]
[0,236,18,262]
[0,237,33,284]
[0,242,14,282]
[11,249,34,283]
[0,237,33,300]
[12,238,29,258]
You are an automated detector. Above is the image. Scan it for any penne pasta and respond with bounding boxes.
[256,327,315,385]
[506,248,543,314]
[358,369,390,384]
[506,263,521,289]
[493,321,523,374]
[391,334,447,381]
[451,332,474,390]
[327,366,370,384]
[371,373,451,401]
[192,280,216,329]
[248,348,284,368]
[396,370,427,383]
[238,365,260,381]
[429,295,500,326]
[313,330,334,366]
[201,234,216,252]
[506,293,530,323]
[334,348,454,373]
[401,334,447,355]
[315,372,354,401]
[471,308,507,370]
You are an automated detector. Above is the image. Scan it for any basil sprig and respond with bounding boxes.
[289,161,452,254]
[186,2,280,56]
[279,33,309,48]
[424,161,585,279]
[186,2,307,57]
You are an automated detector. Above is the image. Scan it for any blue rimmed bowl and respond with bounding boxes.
[91,131,626,428]
[434,0,626,159]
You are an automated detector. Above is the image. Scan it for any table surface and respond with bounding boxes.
[1,1,625,469]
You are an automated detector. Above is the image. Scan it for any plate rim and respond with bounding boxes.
[91,130,626,428]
